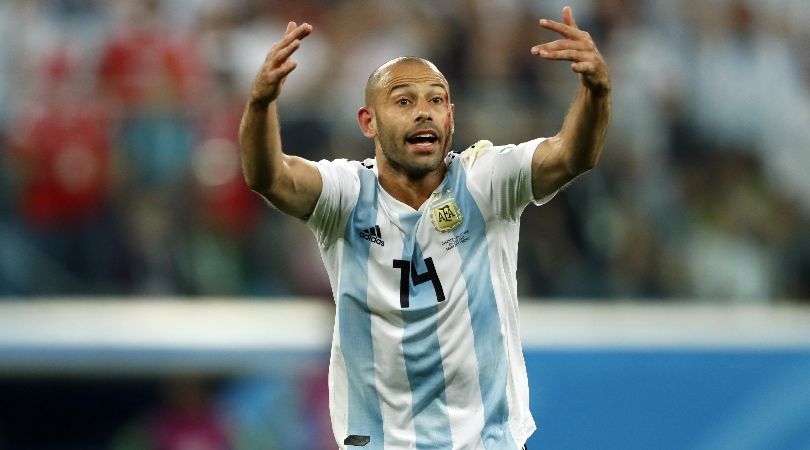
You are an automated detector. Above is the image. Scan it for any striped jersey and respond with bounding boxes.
[306,138,551,450]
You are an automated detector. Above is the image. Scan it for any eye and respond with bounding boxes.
[396,98,411,106]
[431,97,443,104]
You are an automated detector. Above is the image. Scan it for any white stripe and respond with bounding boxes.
[368,210,417,449]
[330,315,350,448]
[417,222,487,450]
[485,220,535,443]
[465,158,536,447]
[329,240,350,447]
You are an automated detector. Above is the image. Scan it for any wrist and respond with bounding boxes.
[581,81,610,99]
[248,97,272,111]
[582,75,610,97]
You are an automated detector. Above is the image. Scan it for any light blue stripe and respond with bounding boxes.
[451,164,518,450]
[399,212,453,450]
[338,169,384,448]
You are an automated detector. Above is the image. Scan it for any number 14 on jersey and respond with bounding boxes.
[392,258,446,308]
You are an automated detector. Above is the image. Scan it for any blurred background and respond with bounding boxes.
[0,0,809,449]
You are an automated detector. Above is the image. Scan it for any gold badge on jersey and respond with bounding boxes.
[430,195,463,232]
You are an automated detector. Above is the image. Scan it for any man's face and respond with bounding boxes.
[369,61,454,178]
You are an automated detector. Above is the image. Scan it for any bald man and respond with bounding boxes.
[239,7,610,450]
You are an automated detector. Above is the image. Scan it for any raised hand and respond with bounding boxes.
[532,6,609,94]
[248,21,313,107]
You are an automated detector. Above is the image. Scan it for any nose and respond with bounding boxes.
[414,99,432,122]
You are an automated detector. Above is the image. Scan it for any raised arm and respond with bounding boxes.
[239,21,322,220]
[529,6,611,199]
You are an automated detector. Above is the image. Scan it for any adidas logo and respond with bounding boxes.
[360,225,385,246]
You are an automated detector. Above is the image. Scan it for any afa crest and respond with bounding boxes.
[430,196,463,232]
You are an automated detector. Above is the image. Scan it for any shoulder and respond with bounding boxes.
[306,158,374,241]
[314,158,377,181]
[316,157,369,172]
[450,140,523,171]
[313,157,380,201]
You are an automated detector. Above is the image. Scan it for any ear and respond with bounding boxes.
[358,106,377,138]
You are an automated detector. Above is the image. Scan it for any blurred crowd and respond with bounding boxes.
[1,0,809,301]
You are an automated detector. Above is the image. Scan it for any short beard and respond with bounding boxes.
[379,133,452,180]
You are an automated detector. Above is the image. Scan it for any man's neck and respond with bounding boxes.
[377,162,446,211]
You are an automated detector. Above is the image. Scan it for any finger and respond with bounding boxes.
[536,48,589,62]
[538,18,581,40]
[531,39,589,55]
[562,6,578,29]
[275,23,312,50]
[271,39,302,67]
[284,21,297,35]
[269,59,298,80]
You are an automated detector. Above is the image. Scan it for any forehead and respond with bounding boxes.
[378,61,448,94]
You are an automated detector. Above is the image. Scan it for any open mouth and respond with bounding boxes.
[406,130,439,146]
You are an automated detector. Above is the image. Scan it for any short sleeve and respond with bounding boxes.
[306,159,360,248]
[461,137,554,222]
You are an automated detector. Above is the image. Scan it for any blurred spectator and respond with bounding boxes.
[98,0,206,110]
[12,51,111,230]
[94,0,209,294]
[98,0,206,188]
[6,47,128,294]
[179,73,261,295]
